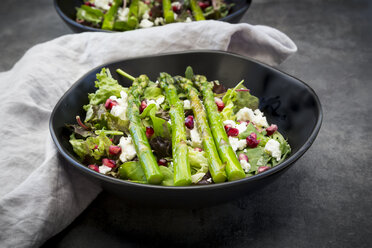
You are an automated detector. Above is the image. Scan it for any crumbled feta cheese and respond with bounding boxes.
[185,17,192,23]
[207,178,212,183]
[154,17,164,26]
[168,119,172,125]
[240,160,251,173]
[171,1,181,8]
[156,96,165,106]
[228,137,247,152]
[119,136,137,162]
[191,172,205,184]
[117,7,129,21]
[264,139,282,161]
[236,107,269,127]
[236,122,248,134]
[183,100,191,109]
[174,13,178,20]
[92,0,112,11]
[189,126,202,148]
[110,91,128,121]
[142,11,150,20]
[99,165,112,174]
[139,19,154,28]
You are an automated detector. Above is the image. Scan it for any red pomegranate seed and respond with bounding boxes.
[224,124,232,131]
[215,98,225,111]
[158,158,168,166]
[246,132,260,148]
[108,2,112,6]
[146,127,154,139]
[257,166,270,173]
[88,164,99,172]
[172,5,180,12]
[227,127,239,137]
[239,153,249,162]
[102,158,116,168]
[194,147,203,152]
[185,115,194,129]
[140,100,147,113]
[266,124,278,136]
[198,1,210,9]
[109,145,121,155]
[93,145,98,150]
[105,98,118,110]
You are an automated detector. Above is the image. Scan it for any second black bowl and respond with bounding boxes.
[54,0,252,33]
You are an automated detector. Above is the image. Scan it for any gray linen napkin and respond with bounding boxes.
[0,20,297,247]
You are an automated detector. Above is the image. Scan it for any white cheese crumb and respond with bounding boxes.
[142,11,150,20]
[174,13,178,20]
[236,122,248,134]
[228,137,247,152]
[92,0,112,11]
[99,165,112,174]
[119,136,137,162]
[185,17,192,23]
[110,91,128,121]
[154,17,164,26]
[191,172,205,184]
[240,160,251,173]
[223,120,236,127]
[207,178,212,183]
[117,7,129,21]
[264,139,282,161]
[156,96,165,106]
[139,19,154,28]
[189,126,202,148]
[236,107,269,127]
[183,100,191,109]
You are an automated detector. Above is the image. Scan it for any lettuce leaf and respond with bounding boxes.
[87,68,127,106]
[76,5,103,25]
[69,132,112,161]
[118,161,147,183]
[159,166,174,186]
[143,86,163,100]
[270,132,291,166]
[234,90,259,112]
[188,147,209,183]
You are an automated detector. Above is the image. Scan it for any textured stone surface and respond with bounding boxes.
[1,0,372,247]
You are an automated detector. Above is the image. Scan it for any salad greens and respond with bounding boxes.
[76,0,234,31]
[67,66,291,186]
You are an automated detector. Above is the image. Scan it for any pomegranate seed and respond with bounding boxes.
[140,100,147,113]
[194,147,203,152]
[102,158,116,168]
[185,115,194,129]
[239,153,249,162]
[266,124,278,136]
[88,164,99,172]
[105,98,118,110]
[227,128,239,137]
[108,2,112,6]
[198,1,210,9]
[109,145,121,155]
[93,145,98,150]
[215,98,225,111]
[224,124,232,131]
[172,5,180,12]
[246,132,260,148]
[149,11,152,17]
[257,166,270,173]
[158,158,168,166]
[236,89,250,92]
[146,127,154,139]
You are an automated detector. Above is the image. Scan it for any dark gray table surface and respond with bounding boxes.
[1,0,371,247]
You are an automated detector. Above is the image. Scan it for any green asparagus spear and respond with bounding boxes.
[118,69,164,184]
[162,0,175,23]
[127,0,139,29]
[190,0,206,21]
[159,73,191,186]
[174,76,227,183]
[195,75,246,181]
[102,0,122,30]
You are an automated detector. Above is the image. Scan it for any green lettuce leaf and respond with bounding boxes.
[76,5,104,25]
[270,132,291,166]
[143,85,163,100]
[88,68,127,106]
[234,90,259,112]
[118,161,147,183]
[159,166,174,186]
[188,147,209,183]
[242,147,271,173]
[220,101,236,122]
[220,80,244,121]
[69,132,112,161]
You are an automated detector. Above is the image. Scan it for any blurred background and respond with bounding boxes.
[1,0,371,247]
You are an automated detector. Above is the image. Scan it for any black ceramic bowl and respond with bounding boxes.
[50,51,322,207]
[54,0,252,33]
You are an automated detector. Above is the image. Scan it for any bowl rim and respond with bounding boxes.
[49,50,323,191]
[53,0,252,33]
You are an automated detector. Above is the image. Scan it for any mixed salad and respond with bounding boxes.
[67,67,291,186]
[76,0,234,31]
